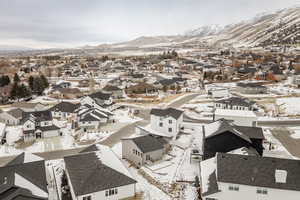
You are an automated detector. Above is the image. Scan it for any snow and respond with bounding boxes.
[15,173,48,198]
[200,157,217,194]
[277,97,300,115]
[215,108,257,117]
[5,126,22,145]
[290,129,300,139]
[114,108,142,123]
[95,144,135,179]
[23,152,44,163]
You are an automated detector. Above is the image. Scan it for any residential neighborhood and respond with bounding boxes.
[1,1,300,200]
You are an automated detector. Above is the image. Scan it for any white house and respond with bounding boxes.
[214,97,256,111]
[200,153,300,200]
[149,107,184,138]
[122,134,169,166]
[22,110,60,142]
[208,88,229,98]
[81,91,113,111]
[0,108,24,126]
[0,122,6,144]
[64,144,137,200]
[214,109,257,127]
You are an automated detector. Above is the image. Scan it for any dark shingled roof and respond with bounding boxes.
[150,108,183,119]
[130,135,165,153]
[205,119,264,141]
[22,110,52,123]
[216,97,255,108]
[0,160,48,196]
[217,153,300,191]
[64,151,136,196]
[49,101,80,113]
[89,91,111,100]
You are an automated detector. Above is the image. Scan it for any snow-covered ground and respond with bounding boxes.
[277,97,300,115]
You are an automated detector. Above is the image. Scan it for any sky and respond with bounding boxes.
[0,0,299,49]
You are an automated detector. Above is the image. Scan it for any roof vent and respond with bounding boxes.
[275,169,287,183]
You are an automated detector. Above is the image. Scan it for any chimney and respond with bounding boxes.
[275,169,287,183]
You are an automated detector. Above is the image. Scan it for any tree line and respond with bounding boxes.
[3,73,49,101]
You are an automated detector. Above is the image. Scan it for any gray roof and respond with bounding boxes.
[22,110,52,123]
[64,151,136,196]
[150,108,183,119]
[7,108,24,119]
[129,135,166,153]
[237,82,267,89]
[49,101,80,113]
[205,119,264,141]
[216,97,255,107]
[217,153,300,191]
[0,160,48,197]
[89,91,111,100]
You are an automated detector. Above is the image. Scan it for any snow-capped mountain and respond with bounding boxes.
[184,24,223,37]
[205,6,300,47]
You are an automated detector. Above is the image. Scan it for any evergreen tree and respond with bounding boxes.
[28,76,34,91]
[40,74,49,88]
[0,75,10,87]
[13,73,20,83]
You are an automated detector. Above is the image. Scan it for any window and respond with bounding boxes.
[106,188,118,196]
[159,122,163,127]
[257,188,268,195]
[146,155,150,160]
[83,196,91,200]
[133,149,135,154]
[169,120,172,124]
[168,128,172,132]
[229,185,239,191]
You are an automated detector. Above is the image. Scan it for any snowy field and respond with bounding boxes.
[277,97,300,115]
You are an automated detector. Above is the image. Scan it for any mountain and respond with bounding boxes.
[204,6,300,47]
[0,45,34,51]
[107,6,300,49]
[184,24,223,37]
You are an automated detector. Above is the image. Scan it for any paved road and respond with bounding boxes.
[271,128,300,158]
[0,93,200,166]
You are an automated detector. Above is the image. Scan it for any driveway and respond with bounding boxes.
[271,128,300,158]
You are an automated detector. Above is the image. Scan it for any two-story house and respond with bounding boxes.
[81,91,113,111]
[22,110,60,142]
[201,153,300,200]
[149,107,184,138]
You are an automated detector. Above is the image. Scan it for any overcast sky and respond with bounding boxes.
[0,0,298,48]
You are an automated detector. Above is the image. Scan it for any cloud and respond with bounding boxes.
[0,0,298,48]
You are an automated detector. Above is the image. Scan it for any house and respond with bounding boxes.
[0,84,12,104]
[0,152,48,200]
[22,110,60,142]
[102,85,123,99]
[50,101,79,119]
[236,82,267,94]
[125,82,157,95]
[202,119,264,160]
[149,107,184,138]
[122,134,169,166]
[208,88,229,98]
[0,122,6,144]
[81,91,113,110]
[11,102,47,112]
[214,109,257,127]
[201,153,300,200]
[51,88,83,99]
[64,144,137,200]
[52,81,71,89]
[0,108,24,125]
[214,97,256,111]
[76,106,113,131]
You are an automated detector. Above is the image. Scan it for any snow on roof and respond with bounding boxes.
[95,144,134,180]
[15,172,48,198]
[0,122,6,137]
[137,124,172,138]
[23,152,44,163]
[204,120,223,137]
[200,157,217,194]
[215,109,257,118]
